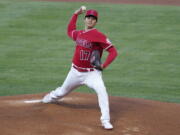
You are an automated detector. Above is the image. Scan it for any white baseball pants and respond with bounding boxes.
[48,66,110,123]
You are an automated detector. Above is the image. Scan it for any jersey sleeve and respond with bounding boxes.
[99,38,113,50]
[71,30,79,41]
[98,37,118,69]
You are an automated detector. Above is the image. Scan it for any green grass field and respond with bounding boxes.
[0,0,180,103]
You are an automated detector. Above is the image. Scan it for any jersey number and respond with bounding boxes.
[80,50,90,61]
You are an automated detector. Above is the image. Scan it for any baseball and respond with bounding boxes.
[81,6,86,11]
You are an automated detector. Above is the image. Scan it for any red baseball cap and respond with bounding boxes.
[85,9,98,20]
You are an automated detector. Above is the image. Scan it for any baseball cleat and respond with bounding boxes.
[102,121,113,130]
[42,93,57,103]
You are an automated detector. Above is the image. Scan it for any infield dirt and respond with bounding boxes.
[0,92,180,135]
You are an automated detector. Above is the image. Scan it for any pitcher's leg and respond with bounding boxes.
[84,70,112,128]
[96,86,113,129]
[96,84,110,122]
[42,67,82,103]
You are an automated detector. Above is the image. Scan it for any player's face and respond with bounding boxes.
[84,16,97,29]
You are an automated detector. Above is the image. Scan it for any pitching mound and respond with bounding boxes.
[0,92,179,135]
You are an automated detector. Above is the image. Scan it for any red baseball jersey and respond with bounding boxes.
[67,14,113,69]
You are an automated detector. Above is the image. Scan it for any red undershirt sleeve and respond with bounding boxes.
[67,13,78,41]
[102,46,118,69]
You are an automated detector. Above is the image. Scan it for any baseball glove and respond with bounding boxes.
[90,50,103,71]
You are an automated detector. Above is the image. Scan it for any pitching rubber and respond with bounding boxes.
[24,99,42,104]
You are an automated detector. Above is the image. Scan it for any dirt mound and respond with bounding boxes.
[0,92,179,135]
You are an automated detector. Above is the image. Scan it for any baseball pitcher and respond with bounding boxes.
[42,6,118,130]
